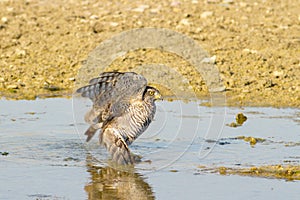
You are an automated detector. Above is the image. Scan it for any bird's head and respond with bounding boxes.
[143,86,162,101]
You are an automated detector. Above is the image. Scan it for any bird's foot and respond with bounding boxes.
[130,153,143,163]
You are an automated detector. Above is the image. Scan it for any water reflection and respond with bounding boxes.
[85,155,154,200]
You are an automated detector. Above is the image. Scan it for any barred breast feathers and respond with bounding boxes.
[119,100,156,145]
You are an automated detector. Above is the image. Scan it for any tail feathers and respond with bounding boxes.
[108,138,134,165]
[85,126,98,142]
[101,128,135,165]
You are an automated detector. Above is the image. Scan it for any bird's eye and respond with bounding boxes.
[149,91,154,95]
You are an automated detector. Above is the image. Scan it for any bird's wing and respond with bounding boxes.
[76,72,124,102]
[107,72,148,116]
[76,72,148,141]
[77,72,147,118]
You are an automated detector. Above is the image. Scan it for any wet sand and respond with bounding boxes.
[0,0,299,107]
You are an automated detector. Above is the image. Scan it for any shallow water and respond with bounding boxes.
[0,98,299,199]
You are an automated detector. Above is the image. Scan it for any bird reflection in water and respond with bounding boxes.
[85,155,155,200]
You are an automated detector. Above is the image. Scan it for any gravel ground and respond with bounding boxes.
[0,0,299,107]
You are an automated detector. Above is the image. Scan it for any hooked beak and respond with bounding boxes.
[155,93,163,101]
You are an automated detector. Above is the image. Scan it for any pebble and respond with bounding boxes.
[239,2,248,7]
[150,8,160,14]
[273,70,283,78]
[0,77,5,82]
[206,0,221,3]
[223,0,234,4]
[7,84,18,89]
[6,7,14,12]
[110,22,119,27]
[201,11,213,19]
[170,1,181,7]
[279,25,288,30]
[201,55,217,64]
[15,49,26,57]
[68,77,76,81]
[131,4,149,13]
[195,27,202,33]
[1,17,8,24]
[179,19,190,26]
[92,22,103,33]
[242,48,258,54]
[89,15,99,20]
[17,79,26,87]
[44,85,60,91]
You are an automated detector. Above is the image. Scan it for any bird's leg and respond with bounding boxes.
[91,123,102,129]
[130,153,142,163]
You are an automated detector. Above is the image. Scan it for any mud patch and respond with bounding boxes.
[206,165,300,181]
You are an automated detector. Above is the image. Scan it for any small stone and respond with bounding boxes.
[150,8,160,13]
[263,79,276,88]
[15,49,26,57]
[242,48,258,54]
[201,11,213,19]
[92,22,103,33]
[209,55,216,64]
[170,1,181,7]
[223,0,234,4]
[18,82,25,87]
[179,18,190,26]
[206,0,220,3]
[239,2,248,7]
[273,71,283,78]
[1,17,8,24]
[89,15,99,20]
[110,22,119,27]
[132,4,149,12]
[68,77,76,81]
[241,16,248,20]
[0,77,5,82]
[279,25,288,30]
[195,27,202,33]
[7,84,18,89]
[201,55,216,64]
[44,85,61,91]
[17,79,25,87]
[80,19,88,23]
[6,7,14,12]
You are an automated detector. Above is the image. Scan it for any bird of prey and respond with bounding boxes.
[76,72,162,165]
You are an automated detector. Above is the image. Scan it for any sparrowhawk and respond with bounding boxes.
[76,72,161,165]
